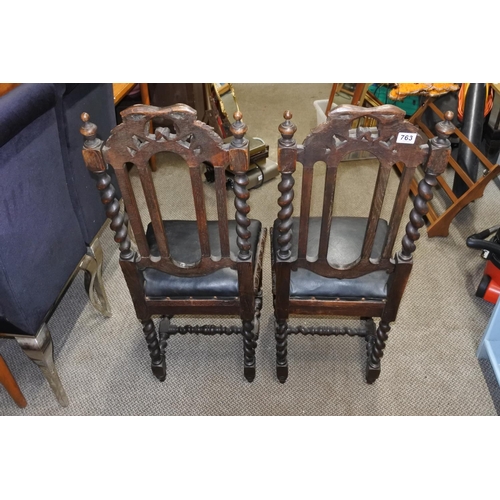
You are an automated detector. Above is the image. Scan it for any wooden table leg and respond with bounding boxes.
[0,354,27,408]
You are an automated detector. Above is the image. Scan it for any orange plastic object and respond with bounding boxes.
[388,83,459,101]
[484,260,500,304]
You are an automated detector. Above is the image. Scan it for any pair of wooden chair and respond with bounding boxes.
[80,103,453,384]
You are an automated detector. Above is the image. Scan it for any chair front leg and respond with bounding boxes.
[242,318,256,382]
[16,324,69,407]
[365,319,391,384]
[142,319,166,382]
[252,291,263,341]
[275,318,289,383]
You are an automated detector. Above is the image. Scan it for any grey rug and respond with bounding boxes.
[1,83,499,415]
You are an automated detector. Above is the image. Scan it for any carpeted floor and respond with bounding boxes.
[1,83,500,415]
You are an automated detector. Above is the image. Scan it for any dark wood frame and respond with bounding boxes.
[271,104,453,383]
[80,104,265,382]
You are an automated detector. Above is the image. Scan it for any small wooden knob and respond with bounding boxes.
[80,112,97,139]
[279,110,296,144]
[432,110,455,148]
[230,110,247,145]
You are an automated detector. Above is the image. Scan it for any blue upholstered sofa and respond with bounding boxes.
[0,83,117,406]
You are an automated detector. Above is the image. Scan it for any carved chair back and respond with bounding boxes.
[82,104,253,278]
[80,104,263,383]
[276,104,451,279]
[273,104,453,384]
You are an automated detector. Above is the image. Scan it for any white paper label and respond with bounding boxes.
[258,174,263,181]
[396,132,417,144]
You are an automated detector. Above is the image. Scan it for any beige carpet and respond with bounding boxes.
[1,83,499,415]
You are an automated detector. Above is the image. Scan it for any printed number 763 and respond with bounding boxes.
[396,132,417,144]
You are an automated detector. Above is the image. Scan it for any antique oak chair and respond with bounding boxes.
[80,104,265,382]
[271,104,453,383]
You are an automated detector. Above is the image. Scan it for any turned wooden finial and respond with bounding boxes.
[230,110,248,146]
[434,110,455,146]
[80,112,99,147]
[278,110,297,146]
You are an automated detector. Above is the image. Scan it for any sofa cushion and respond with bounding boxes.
[55,83,118,244]
[0,84,57,148]
[0,94,86,334]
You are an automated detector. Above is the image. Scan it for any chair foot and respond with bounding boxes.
[277,363,288,383]
[365,362,381,384]
[151,359,167,382]
[0,354,27,408]
[80,237,112,318]
[244,364,256,383]
[16,324,69,407]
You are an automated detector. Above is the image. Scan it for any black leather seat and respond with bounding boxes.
[272,216,389,299]
[143,219,262,298]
